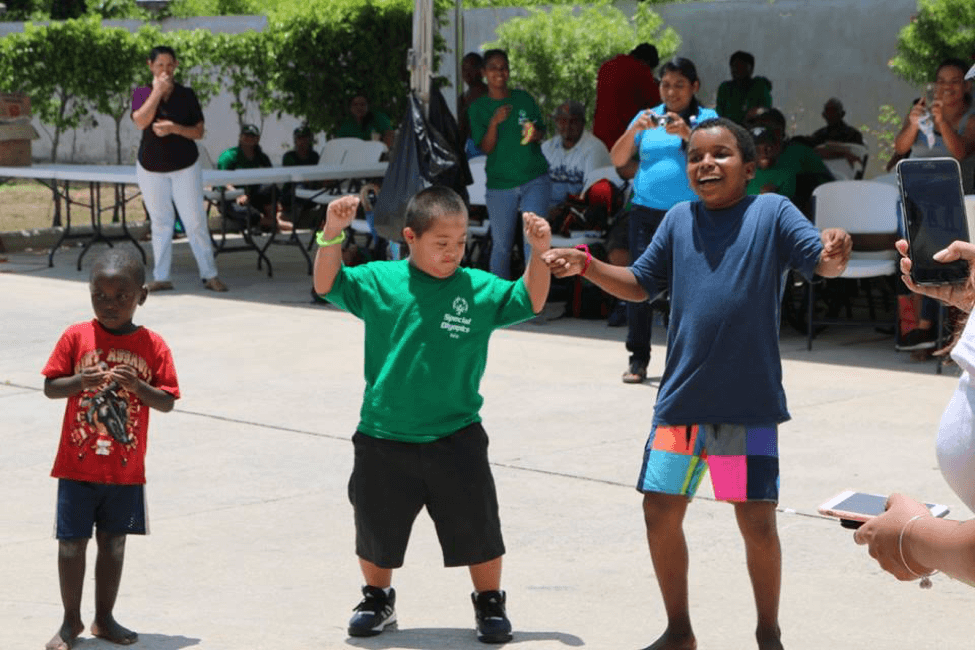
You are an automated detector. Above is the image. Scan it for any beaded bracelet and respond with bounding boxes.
[898,514,938,589]
[316,230,346,248]
[575,244,592,276]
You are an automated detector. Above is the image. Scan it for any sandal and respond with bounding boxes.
[622,361,647,384]
[146,280,174,292]
[203,277,229,292]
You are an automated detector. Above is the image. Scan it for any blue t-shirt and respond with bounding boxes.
[629,194,823,426]
[629,103,719,210]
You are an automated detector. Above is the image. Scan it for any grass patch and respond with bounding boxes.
[0,179,148,232]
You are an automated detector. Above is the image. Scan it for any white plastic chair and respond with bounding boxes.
[318,137,363,166]
[465,157,490,265]
[819,142,869,181]
[467,157,487,207]
[806,180,900,350]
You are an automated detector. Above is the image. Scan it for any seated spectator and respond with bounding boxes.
[715,50,772,125]
[216,123,290,232]
[805,98,867,176]
[592,43,660,151]
[336,92,394,148]
[541,100,613,211]
[280,125,321,229]
[746,108,833,214]
[458,52,489,159]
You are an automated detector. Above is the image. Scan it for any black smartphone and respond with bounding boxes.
[896,157,971,285]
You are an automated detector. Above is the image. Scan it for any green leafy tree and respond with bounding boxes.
[487,2,680,131]
[889,0,975,85]
[211,30,277,131]
[265,0,424,136]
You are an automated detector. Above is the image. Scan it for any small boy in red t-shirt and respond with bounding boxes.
[42,249,179,650]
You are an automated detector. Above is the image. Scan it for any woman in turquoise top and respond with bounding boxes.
[609,57,718,383]
[468,49,550,279]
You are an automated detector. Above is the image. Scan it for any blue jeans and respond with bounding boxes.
[485,174,551,279]
[626,205,668,366]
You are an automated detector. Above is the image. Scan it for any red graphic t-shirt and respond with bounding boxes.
[42,320,180,485]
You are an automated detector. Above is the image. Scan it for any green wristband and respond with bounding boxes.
[316,230,346,248]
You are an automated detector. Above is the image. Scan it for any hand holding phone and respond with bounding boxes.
[897,157,971,285]
[819,490,949,529]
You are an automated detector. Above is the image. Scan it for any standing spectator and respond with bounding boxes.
[468,48,550,279]
[280,125,321,229]
[131,45,227,293]
[593,43,660,151]
[337,92,395,148]
[609,57,717,383]
[715,50,772,125]
[458,52,489,159]
[217,124,291,233]
[541,100,613,210]
[891,57,975,350]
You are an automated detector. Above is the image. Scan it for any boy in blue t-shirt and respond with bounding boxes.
[313,187,551,644]
[544,118,852,650]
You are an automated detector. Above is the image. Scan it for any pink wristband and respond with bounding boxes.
[575,244,592,276]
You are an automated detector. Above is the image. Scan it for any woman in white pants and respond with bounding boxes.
[131,45,226,292]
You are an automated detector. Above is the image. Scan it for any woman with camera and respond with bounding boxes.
[609,57,717,383]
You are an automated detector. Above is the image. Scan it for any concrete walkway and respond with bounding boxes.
[1,236,971,650]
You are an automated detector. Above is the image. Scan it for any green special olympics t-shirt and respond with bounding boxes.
[326,259,536,442]
[469,88,550,190]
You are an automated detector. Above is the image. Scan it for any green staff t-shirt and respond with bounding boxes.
[469,89,549,190]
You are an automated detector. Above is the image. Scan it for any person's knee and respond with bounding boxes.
[59,538,88,559]
[96,532,127,560]
[736,502,779,544]
[642,492,686,533]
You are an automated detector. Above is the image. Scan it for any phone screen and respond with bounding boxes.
[897,158,970,285]
[830,493,944,517]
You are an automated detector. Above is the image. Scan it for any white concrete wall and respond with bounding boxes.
[6,1,924,178]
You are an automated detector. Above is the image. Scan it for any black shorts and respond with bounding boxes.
[56,479,147,540]
[349,422,505,568]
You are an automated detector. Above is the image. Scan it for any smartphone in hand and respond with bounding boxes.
[896,157,971,285]
[818,490,949,529]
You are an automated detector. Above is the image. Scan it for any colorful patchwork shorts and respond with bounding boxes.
[635,423,779,502]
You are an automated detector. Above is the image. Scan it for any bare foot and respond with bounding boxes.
[46,620,84,650]
[640,628,697,650]
[91,617,138,645]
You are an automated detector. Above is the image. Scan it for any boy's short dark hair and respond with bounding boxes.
[405,186,468,237]
[149,45,177,62]
[729,50,755,68]
[691,117,757,164]
[482,49,508,68]
[463,51,484,68]
[90,248,146,287]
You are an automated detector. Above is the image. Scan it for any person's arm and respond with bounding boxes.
[894,103,924,155]
[312,195,359,295]
[44,364,109,399]
[542,247,648,302]
[932,101,975,160]
[813,228,852,277]
[111,364,175,412]
[151,120,204,141]
[520,213,552,314]
[478,104,512,154]
[610,118,646,169]
[854,493,975,585]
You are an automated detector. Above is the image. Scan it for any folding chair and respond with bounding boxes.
[465,157,490,267]
[806,180,900,350]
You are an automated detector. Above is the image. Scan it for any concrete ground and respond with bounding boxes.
[1,234,972,650]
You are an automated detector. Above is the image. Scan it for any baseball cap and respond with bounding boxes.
[293,125,312,138]
[240,124,260,136]
[750,126,777,144]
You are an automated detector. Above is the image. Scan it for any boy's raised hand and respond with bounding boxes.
[541,247,588,278]
[522,212,551,252]
[323,195,360,234]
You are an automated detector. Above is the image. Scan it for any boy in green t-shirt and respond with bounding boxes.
[313,187,551,644]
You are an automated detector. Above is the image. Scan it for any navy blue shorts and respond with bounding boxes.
[349,422,505,568]
[55,479,148,540]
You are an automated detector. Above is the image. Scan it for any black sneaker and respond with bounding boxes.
[896,327,938,351]
[348,586,396,637]
[622,360,648,384]
[472,590,512,644]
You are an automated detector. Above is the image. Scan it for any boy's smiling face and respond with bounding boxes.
[90,269,147,334]
[404,212,468,279]
[687,126,756,210]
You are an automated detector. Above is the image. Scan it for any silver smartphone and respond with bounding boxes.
[819,490,949,529]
